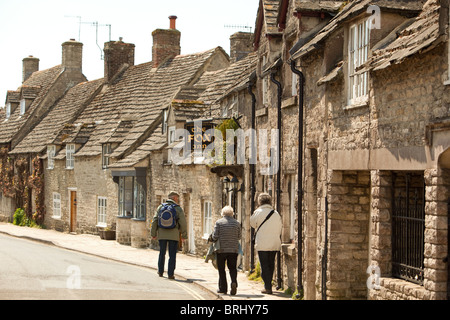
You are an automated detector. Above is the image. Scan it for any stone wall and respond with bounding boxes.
[150,151,223,256]
[326,170,371,299]
[44,155,116,235]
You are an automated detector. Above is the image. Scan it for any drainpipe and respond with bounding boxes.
[270,69,283,290]
[322,196,329,300]
[290,60,304,297]
[247,72,257,273]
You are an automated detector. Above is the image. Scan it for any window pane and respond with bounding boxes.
[124,177,133,217]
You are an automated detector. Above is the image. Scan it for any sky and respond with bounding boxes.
[0,0,260,107]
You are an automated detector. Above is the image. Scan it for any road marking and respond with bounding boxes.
[173,281,206,300]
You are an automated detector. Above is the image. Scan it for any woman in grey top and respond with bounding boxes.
[210,205,241,295]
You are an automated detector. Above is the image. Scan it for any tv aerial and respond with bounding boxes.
[65,15,112,60]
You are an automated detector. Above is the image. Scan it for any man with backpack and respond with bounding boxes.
[151,191,187,280]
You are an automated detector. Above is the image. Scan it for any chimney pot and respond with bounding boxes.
[169,15,177,29]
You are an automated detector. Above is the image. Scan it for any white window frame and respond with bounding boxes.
[66,144,75,169]
[102,143,112,169]
[162,109,168,134]
[97,196,107,227]
[47,145,56,169]
[202,201,213,239]
[348,18,371,106]
[5,103,11,119]
[167,126,176,164]
[168,126,176,145]
[133,179,146,220]
[19,99,26,115]
[52,192,61,218]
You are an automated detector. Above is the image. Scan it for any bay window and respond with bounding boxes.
[114,169,147,220]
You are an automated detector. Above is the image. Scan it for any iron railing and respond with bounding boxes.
[392,172,425,285]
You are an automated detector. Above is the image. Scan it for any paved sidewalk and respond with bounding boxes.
[0,222,292,301]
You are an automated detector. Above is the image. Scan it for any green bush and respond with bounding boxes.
[12,208,40,228]
[13,208,26,226]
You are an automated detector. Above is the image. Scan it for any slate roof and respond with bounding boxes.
[363,0,442,72]
[198,52,258,117]
[290,0,425,60]
[295,0,344,13]
[59,47,229,170]
[0,65,63,144]
[109,50,256,169]
[10,79,103,154]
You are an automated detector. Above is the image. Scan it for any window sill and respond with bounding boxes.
[344,99,368,111]
[96,223,107,228]
[51,216,61,220]
[117,215,132,219]
[281,243,296,256]
[444,79,450,86]
[281,96,297,109]
[131,218,146,222]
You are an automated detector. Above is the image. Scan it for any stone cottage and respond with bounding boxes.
[248,0,345,297]
[290,0,449,300]
[0,40,87,223]
[109,33,257,255]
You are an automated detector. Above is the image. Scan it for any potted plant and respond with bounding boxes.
[103,227,116,240]
[98,226,116,240]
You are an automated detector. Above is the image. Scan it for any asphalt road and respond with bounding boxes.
[0,234,217,300]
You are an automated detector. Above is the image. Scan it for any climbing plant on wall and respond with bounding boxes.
[0,147,14,198]
[28,156,45,225]
[0,149,46,226]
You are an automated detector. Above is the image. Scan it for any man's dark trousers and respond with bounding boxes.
[158,240,178,277]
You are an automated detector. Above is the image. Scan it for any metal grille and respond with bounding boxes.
[392,172,425,285]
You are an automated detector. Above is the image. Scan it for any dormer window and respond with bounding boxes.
[348,18,371,106]
[66,144,75,169]
[20,99,26,115]
[162,109,168,134]
[102,143,112,169]
[6,103,11,119]
[47,145,56,169]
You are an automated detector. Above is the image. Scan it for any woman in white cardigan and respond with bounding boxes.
[250,193,282,294]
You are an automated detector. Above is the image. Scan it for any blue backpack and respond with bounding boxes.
[158,203,178,229]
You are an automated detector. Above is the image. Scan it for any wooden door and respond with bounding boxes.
[70,191,77,233]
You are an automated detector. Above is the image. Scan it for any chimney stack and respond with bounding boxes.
[230,32,254,63]
[62,39,83,71]
[103,38,135,81]
[22,55,40,83]
[152,16,181,68]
